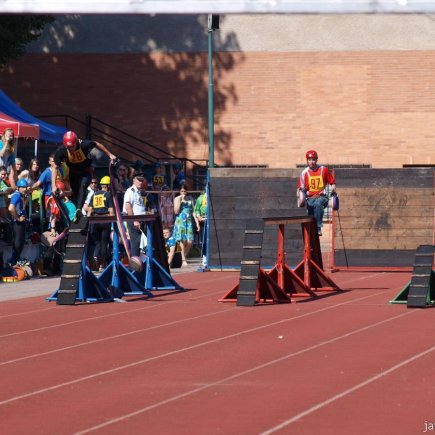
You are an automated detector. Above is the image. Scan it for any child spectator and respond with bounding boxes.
[163,227,181,268]
[47,181,76,236]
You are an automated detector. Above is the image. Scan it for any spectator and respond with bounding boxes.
[52,131,116,213]
[0,128,16,169]
[32,154,56,212]
[163,227,182,268]
[57,161,71,193]
[82,177,99,216]
[297,149,336,236]
[0,165,11,218]
[47,181,76,236]
[172,184,195,266]
[194,190,208,266]
[9,157,25,189]
[172,162,186,190]
[87,175,115,271]
[113,162,132,208]
[152,162,166,191]
[8,179,29,265]
[159,185,174,228]
[24,158,42,186]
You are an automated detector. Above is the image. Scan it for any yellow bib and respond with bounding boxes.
[308,174,325,191]
[67,148,86,164]
[92,193,106,208]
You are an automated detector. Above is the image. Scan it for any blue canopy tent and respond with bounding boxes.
[0,91,67,155]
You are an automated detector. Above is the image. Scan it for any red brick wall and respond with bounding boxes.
[1,51,435,168]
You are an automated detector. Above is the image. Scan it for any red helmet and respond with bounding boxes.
[306,150,318,160]
[63,131,78,148]
[55,180,65,190]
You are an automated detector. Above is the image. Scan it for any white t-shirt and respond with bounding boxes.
[82,188,94,215]
[122,185,146,215]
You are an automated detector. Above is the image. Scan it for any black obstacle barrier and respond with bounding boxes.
[390,245,435,307]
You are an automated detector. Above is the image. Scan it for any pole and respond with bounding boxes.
[207,18,215,169]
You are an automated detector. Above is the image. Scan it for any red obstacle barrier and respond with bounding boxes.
[220,216,341,305]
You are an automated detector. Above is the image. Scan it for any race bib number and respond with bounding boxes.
[67,148,86,164]
[308,175,325,191]
[93,194,106,208]
[153,175,165,186]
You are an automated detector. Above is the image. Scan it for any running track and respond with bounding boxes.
[1,270,434,434]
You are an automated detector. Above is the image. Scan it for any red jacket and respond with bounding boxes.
[298,165,335,197]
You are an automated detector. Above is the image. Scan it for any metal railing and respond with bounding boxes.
[36,113,208,189]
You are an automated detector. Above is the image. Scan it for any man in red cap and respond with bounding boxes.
[52,131,116,214]
[297,149,336,236]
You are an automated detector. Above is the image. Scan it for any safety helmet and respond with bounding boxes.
[63,131,78,148]
[100,176,110,185]
[306,150,318,160]
[55,180,65,190]
[16,179,28,188]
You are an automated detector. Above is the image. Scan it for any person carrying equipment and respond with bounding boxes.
[297,149,336,236]
[87,175,115,271]
[52,131,116,213]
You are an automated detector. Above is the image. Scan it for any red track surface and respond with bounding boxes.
[1,270,434,435]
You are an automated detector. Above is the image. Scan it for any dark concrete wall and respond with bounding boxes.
[208,167,434,269]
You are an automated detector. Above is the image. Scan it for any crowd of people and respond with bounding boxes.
[0,128,208,277]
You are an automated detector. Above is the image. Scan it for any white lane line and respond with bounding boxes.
[0,275,390,366]
[260,342,435,434]
[0,306,56,319]
[73,310,416,435]
[0,289,407,407]
[0,287,229,339]
[0,271,393,338]
[0,308,234,366]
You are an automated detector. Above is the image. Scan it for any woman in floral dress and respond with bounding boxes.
[172,184,198,266]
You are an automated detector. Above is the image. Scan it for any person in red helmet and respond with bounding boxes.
[297,149,336,236]
[52,131,116,214]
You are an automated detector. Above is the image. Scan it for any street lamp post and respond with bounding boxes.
[207,14,219,169]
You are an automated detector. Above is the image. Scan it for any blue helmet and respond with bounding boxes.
[17,179,28,188]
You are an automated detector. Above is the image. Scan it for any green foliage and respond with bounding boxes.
[0,15,54,67]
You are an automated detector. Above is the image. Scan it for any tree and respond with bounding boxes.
[0,15,54,67]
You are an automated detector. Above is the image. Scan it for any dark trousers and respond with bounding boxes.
[70,168,92,210]
[127,222,143,257]
[198,220,207,256]
[90,222,111,262]
[11,221,26,264]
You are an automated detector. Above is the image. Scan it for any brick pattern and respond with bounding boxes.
[1,51,435,168]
